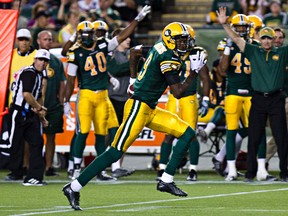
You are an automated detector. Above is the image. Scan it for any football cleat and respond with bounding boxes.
[197,128,208,143]
[62,183,82,211]
[112,168,135,178]
[257,171,278,181]
[212,157,224,176]
[244,177,253,183]
[96,171,116,181]
[225,175,237,181]
[157,180,188,197]
[186,169,197,181]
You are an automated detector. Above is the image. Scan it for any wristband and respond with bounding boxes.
[224,47,230,55]
[203,96,210,101]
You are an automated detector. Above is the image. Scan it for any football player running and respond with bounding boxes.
[62,21,206,210]
[157,24,210,182]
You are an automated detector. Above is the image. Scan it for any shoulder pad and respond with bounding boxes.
[154,42,167,54]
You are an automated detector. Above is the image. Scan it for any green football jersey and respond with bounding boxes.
[133,41,183,108]
[226,40,257,96]
[67,38,110,91]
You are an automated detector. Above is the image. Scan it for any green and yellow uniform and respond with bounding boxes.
[159,46,207,170]
[67,38,111,136]
[77,41,196,186]
[224,40,257,162]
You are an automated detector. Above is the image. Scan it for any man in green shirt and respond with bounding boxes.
[217,7,288,182]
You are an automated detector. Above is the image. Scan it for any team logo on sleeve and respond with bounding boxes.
[47,68,55,78]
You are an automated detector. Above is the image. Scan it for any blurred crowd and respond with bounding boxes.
[1,0,152,49]
[207,0,288,27]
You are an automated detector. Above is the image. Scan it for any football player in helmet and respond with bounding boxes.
[93,20,109,39]
[156,24,210,182]
[62,5,151,210]
[218,14,253,181]
[248,15,264,40]
[230,14,251,40]
[76,21,96,48]
[161,22,190,57]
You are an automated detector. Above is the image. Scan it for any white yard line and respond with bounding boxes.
[8,187,288,216]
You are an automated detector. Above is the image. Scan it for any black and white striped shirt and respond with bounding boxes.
[12,65,45,112]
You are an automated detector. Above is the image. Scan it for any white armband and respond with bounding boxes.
[203,96,210,101]
[67,63,78,76]
[108,36,119,52]
[224,47,230,56]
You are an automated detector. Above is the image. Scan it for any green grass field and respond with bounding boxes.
[1,169,288,216]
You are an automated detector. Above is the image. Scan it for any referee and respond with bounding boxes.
[5,49,50,186]
[217,7,288,181]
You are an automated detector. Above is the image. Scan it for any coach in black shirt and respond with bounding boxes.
[5,49,50,186]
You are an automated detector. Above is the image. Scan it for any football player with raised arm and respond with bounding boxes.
[62,22,207,210]
[217,14,254,181]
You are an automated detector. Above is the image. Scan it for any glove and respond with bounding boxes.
[198,96,209,117]
[226,38,233,48]
[110,77,120,91]
[64,102,73,120]
[69,31,77,43]
[135,5,151,22]
[127,78,136,96]
[189,51,208,73]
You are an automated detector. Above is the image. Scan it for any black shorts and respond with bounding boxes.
[43,105,64,134]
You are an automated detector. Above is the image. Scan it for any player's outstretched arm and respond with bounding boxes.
[217,7,245,52]
[116,5,151,44]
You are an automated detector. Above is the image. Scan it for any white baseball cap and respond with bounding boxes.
[35,49,50,60]
[16,29,31,39]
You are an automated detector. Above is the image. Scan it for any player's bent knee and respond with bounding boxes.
[181,126,195,142]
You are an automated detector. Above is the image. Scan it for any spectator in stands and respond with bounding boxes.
[206,0,242,25]
[32,10,61,49]
[58,10,80,46]
[78,0,99,13]
[12,0,28,28]
[112,0,138,26]
[240,0,268,18]
[27,1,56,29]
[263,0,287,27]
[90,0,122,33]
[37,30,66,177]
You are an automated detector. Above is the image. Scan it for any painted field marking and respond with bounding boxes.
[8,187,288,216]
